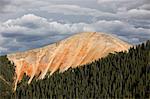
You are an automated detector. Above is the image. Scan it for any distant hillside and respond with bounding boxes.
[7,32,131,90]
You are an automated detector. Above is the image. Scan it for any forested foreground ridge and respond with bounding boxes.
[0,40,150,99]
[0,55,15,98]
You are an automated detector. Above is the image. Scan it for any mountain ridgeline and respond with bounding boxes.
[0,40,149,98]
[7,32,131,90]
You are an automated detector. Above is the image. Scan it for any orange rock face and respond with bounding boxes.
[7,32,132,90]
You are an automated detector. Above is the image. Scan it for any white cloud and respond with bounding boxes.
[97,0,150,13]
[40,4,115,18]
[0,14,149,55]
[127,9,150,19]
[139,4,150,10]
[97,0,124,3]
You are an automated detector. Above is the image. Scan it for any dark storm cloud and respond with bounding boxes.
[1,32,26,38]
[0,0,11,12]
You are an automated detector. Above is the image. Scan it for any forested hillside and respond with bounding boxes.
[12,40,150,98]
[0,40,150,99]
[0,56,15,98]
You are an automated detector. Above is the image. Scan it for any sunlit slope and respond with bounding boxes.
[7,32,132,90]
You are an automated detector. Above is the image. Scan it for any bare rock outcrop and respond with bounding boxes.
[7,32,132,90]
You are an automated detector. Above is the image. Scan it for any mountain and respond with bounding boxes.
[7,32,132,90]
[10,40,150,98]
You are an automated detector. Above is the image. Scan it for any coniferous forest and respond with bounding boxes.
[0,55,15,98]
[0,40,150,99]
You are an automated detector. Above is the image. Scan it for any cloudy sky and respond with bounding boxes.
[0,0,150,55]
